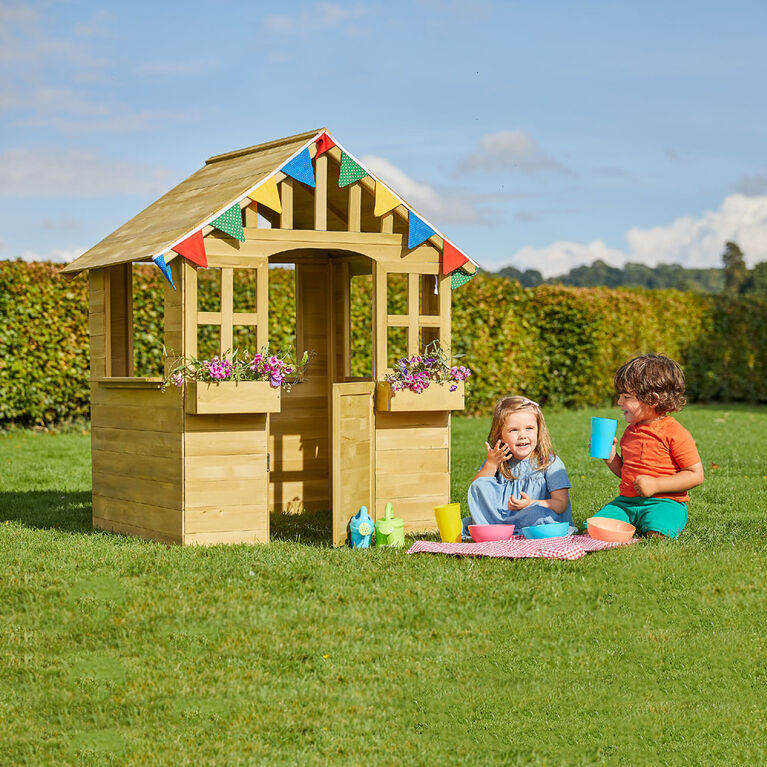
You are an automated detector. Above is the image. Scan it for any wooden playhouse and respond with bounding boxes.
[62,128,478,546]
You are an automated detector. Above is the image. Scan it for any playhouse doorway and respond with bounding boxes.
[268,252,374,544]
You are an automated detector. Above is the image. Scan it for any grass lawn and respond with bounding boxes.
[2,405,766,766]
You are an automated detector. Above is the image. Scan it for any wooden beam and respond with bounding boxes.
[256,261,268,350]
[280,178,293,229]
[407,273,419,356]
[380,214,393,234]
[372,262,387,377]
[183,261,198,359]
[220,267,233,356]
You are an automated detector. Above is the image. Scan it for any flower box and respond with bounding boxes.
[375,381,464,412]
[185,380,282,415]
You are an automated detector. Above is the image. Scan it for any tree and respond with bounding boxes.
[722,241,748,294]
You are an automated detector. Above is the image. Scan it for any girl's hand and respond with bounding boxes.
[508,491,533,511]
[633,474,658,497]
[484,440,511,471]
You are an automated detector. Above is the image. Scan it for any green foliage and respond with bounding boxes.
[2,262,766,426]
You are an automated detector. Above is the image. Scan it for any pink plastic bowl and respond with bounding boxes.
[468,524,516,542]
[586,517,636,542]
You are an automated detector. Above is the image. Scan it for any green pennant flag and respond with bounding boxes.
[338,152,368,187]
[211,203,245,241]
[451,267,476,290]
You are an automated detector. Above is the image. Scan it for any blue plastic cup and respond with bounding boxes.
[590,417,618,459]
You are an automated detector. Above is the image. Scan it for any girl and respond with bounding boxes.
[462,396,574,536]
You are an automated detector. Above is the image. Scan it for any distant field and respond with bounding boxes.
[1,405,766,765]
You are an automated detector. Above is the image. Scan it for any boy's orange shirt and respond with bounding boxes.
[619,416,701,501]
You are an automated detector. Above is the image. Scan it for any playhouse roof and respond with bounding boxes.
[62,128,478,275]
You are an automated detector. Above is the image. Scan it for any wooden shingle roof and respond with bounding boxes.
[62,128,321,274]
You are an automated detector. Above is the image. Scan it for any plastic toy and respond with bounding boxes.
[375,503,404,547]
[350,506,375,548]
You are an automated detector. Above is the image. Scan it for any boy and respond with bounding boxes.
[594,354,704,538]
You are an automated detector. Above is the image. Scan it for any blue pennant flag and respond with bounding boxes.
[153,253,176,290]
[281,148,315,187]
[407,211,436,249]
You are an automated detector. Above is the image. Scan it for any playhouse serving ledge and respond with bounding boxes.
[62,128,479,546]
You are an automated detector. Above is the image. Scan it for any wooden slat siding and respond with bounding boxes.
[93,512,182,545]
[184,530,266,546]
[407,273,419,356]
[183,413,269,542]
[315,153,327,231]
[91,384,182,409]
[109,263,133,376]
[220,267,234,355]
[269,262,330,513]
[331,382,375,545]
[89,270,108,378]
[92,426,182,457]
[374,410,449,532]
[280,178,293,229]
[63,129,321,274]
[94,450,182,484]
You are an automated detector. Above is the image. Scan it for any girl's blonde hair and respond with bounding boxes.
[488,396,555,480]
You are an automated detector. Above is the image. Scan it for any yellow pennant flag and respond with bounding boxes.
[374,181,400,217]
[248,176,282,214]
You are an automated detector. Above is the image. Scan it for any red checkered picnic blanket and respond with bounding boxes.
[406,534,638,561]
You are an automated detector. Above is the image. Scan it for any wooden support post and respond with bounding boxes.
[256,261,269,350]
[89,269,109,378]
[315,153,327,231]
[380,213,394,234]
[372,262,388,377]
[109,262,133,376]
[243,202,258,228]
[164,258,184,375]
[348,183,361,233]
[183,261,198,359]
[220,267,233,356]
[280,179,293,229]
[407,273,419,356]
[438,272,451,356]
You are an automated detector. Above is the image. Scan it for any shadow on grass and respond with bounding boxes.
[269,508,333,546]
[1,490,92,533]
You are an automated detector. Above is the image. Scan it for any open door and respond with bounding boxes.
[331,382,375,546]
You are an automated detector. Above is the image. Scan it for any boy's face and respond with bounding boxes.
[617,391,660,423]
[500,409,539,460]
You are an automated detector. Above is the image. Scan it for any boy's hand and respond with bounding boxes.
[509,491,533,511]
[633,474,658,497]
[484,440,511,471]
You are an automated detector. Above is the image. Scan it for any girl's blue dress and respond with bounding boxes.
[463,456,573,536]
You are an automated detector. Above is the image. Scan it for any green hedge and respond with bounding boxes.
[1,261,765,425]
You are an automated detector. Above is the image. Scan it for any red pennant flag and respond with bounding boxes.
[314,133,336,157]
[442,241,469,275]
[172,230,207,268]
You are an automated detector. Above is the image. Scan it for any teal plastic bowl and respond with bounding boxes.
[521,522,570,539]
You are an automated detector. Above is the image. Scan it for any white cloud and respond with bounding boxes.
[0,147,173,198]
[19,247,85,263]
[360,154,486,226]
[499,194,767,277]
[265,3,368,34]
[455,131,574,177]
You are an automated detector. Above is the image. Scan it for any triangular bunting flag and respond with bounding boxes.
[407,211,436,249]
[314,133,336,157]
[211,203,245,242]
[152,253,176,290]
[282,148,315,187]
[442,241,470,275]
[338,152,368,187]
[451,267,476,290]
[248,177,282,214]
[374,182,399,217]
[172,230,207,268]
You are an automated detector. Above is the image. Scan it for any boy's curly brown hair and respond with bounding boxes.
[613,354,687,413]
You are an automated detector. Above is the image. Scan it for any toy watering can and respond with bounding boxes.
[349,506,375,549]
[375,503,404,548]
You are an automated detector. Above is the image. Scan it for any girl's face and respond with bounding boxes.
[499,409,538,460]
[617,391,659,423]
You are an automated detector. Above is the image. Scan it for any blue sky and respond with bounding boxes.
[3,0,767,276]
